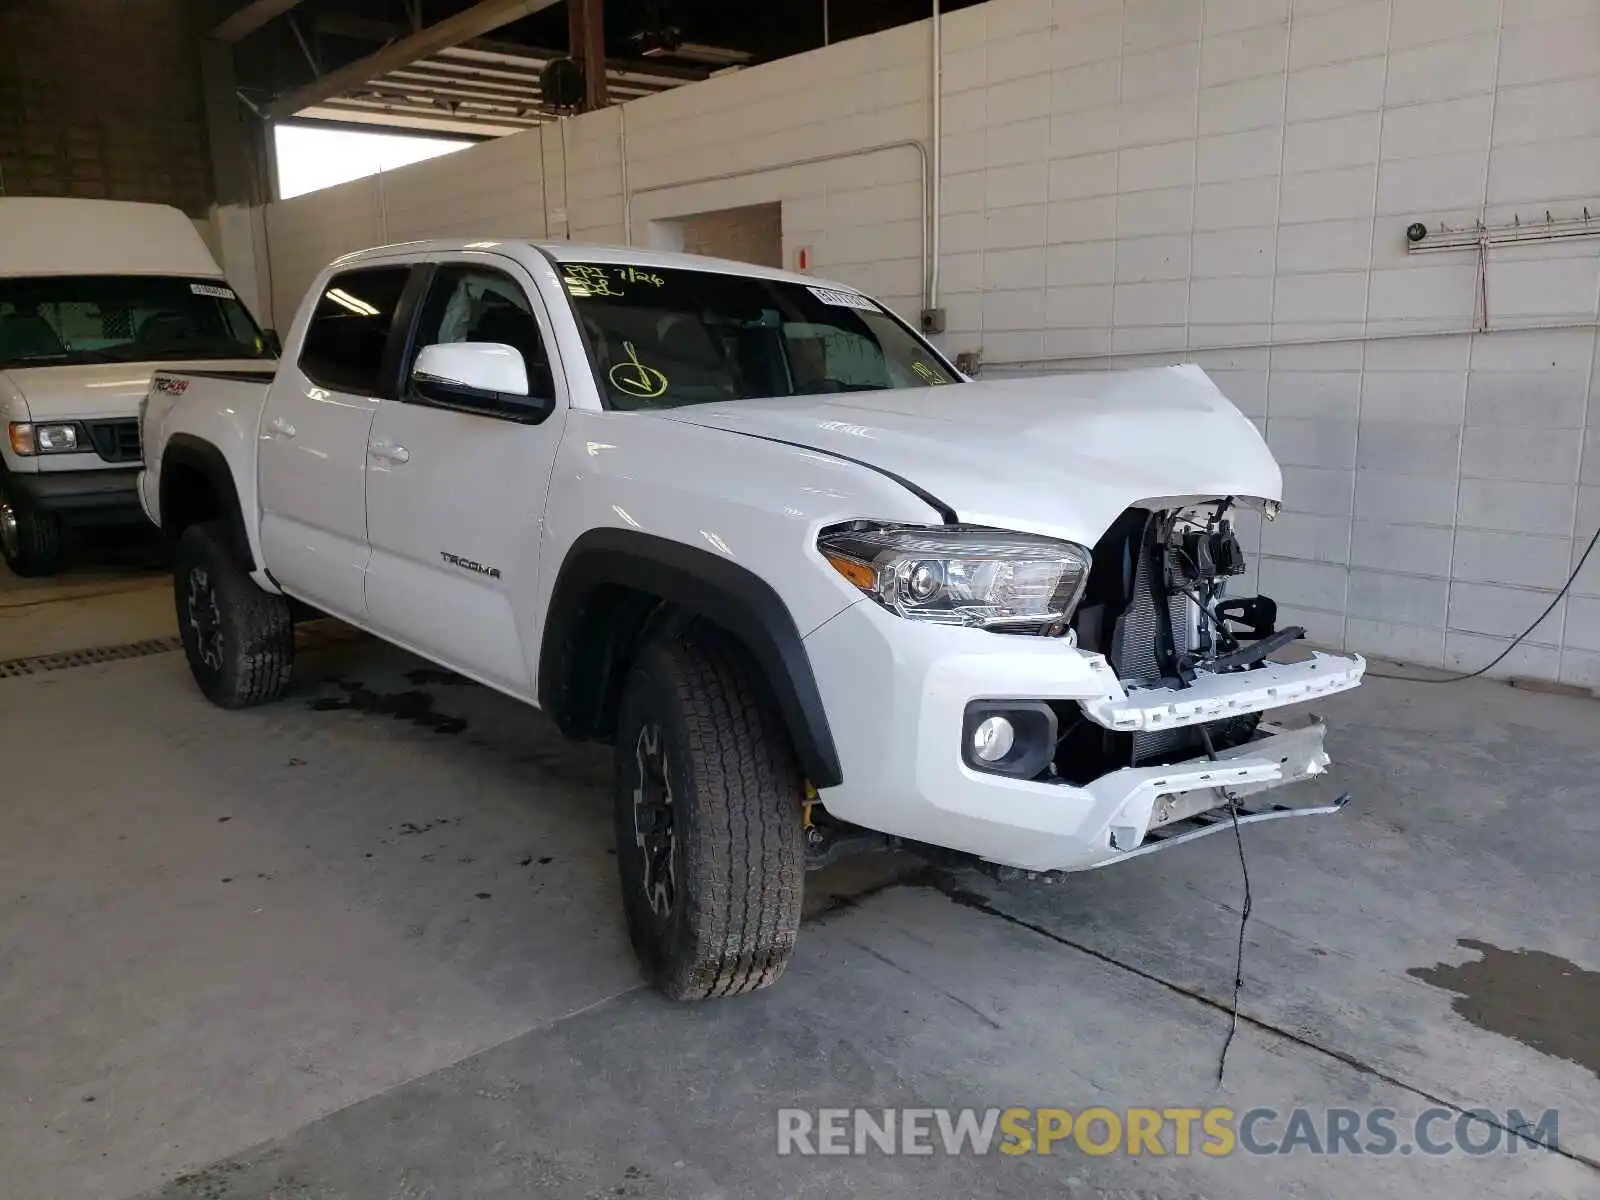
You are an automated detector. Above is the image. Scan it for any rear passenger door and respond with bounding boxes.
[258,263,414,619]
[362,256,567,695]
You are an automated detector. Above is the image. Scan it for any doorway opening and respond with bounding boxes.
[648,203,782,269]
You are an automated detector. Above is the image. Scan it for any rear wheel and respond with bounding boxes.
[0,474,64,576]
[174,520,293,708]
[614,628,806,1000]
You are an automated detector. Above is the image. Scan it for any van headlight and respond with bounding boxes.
[818,523,1091,629]
[8,422,81,455]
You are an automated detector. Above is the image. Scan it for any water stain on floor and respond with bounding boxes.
[404,666,476,687]
[308,679,468,734]
[1410,938,1600,1079]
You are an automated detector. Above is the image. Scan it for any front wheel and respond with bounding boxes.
[614,629,806,1000]
[173,520,294,708]
[0,474,64,576]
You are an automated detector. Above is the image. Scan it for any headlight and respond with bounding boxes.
[7,422,80,455]
[36,423,79,453]
[818,523,1092,629]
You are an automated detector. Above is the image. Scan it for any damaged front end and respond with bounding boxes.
[1046,497,1364,866]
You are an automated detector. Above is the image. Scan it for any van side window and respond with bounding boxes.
[409,265,554,398]
[298,266,410,395]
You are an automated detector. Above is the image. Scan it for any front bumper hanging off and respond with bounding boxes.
[1076,715,1351,872]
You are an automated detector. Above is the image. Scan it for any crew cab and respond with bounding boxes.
[0,197,275,575]
[138,239,1365,999]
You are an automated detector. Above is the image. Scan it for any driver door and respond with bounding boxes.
[362,256,567,695]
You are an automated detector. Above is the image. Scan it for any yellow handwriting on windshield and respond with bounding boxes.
[609,340,669,399]
[563,264,623,297]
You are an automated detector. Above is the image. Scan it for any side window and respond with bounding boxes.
[298,266,411,395]
[409,265,553,397]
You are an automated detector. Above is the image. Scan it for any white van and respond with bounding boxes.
[0,198,276,575]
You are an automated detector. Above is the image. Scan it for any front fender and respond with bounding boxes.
[532,409,950,786]
[539,528,846,786]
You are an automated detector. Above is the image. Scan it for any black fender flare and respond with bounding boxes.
[159,433,255,571]
[537,528,843,788]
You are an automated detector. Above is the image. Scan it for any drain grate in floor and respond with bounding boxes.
[0,636,183,678]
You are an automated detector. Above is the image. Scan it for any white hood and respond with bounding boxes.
[666,365,1282,545]
[0,359,272,421]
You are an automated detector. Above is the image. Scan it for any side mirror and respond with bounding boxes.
[262,329,282,357]
[411,342,555,424]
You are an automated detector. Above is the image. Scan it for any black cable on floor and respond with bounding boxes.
[1200,724,1251,1087]
[1366,524,1600,685]
[1217,790,1252,1087]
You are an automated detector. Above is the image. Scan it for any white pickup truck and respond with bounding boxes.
[139,239,1365,999]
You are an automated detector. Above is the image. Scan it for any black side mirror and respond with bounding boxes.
[412,375,557,425]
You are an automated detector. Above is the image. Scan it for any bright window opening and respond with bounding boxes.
[273,124,472,200]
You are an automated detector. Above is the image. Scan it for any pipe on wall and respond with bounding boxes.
[619,104,633,245]
[982,318,1600,373]
[929,0,941,311]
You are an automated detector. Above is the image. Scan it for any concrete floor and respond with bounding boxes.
[1,570,1597,1199]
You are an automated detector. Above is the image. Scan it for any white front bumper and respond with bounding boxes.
[805,601,1364,873]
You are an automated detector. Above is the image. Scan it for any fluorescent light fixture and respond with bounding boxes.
[326,287,379,316]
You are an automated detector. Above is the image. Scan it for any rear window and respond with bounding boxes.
[297,266,411,395]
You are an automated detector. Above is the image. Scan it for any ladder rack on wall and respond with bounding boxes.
[1407,209,1598,253]
[1406,208,1600,331]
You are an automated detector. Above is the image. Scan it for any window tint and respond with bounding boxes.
[409,264,553,397]
[297,266,410,394]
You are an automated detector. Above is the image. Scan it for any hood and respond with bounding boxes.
[0,358,272,421]
[664,365,1282,545]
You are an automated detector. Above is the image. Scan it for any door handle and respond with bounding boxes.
[369,440,411,464]
[268,416,296,438]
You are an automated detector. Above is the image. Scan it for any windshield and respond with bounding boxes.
[559,262,958,410]
[0,275,270,369]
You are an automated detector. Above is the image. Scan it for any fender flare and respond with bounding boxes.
[537,528,843,788]
[159,433,255,570]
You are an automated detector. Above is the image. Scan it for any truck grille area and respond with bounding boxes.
[86,419,142,463]
[1110,528,1197,763]
[1057,505,1259,781]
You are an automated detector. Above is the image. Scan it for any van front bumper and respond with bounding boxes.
[804,601,1365,873]
[7,468,144,524]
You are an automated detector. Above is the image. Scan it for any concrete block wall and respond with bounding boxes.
[0,0,211,215]
[937,0,1600,686]
[622,23,933,319]
[253,0,1600,684]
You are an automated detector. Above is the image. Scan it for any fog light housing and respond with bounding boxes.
[971,715,1015,762]
[961,701,1057,778]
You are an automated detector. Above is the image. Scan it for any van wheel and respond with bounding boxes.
[0,477,64,576]
[614,629,805,1000]
[174,520,293,708]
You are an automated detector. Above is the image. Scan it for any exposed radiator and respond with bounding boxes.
[1109,524,1197,764]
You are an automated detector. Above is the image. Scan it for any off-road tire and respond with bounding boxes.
[174,520,293,708]
[614,628,806,1000]
[0,473,64,576]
